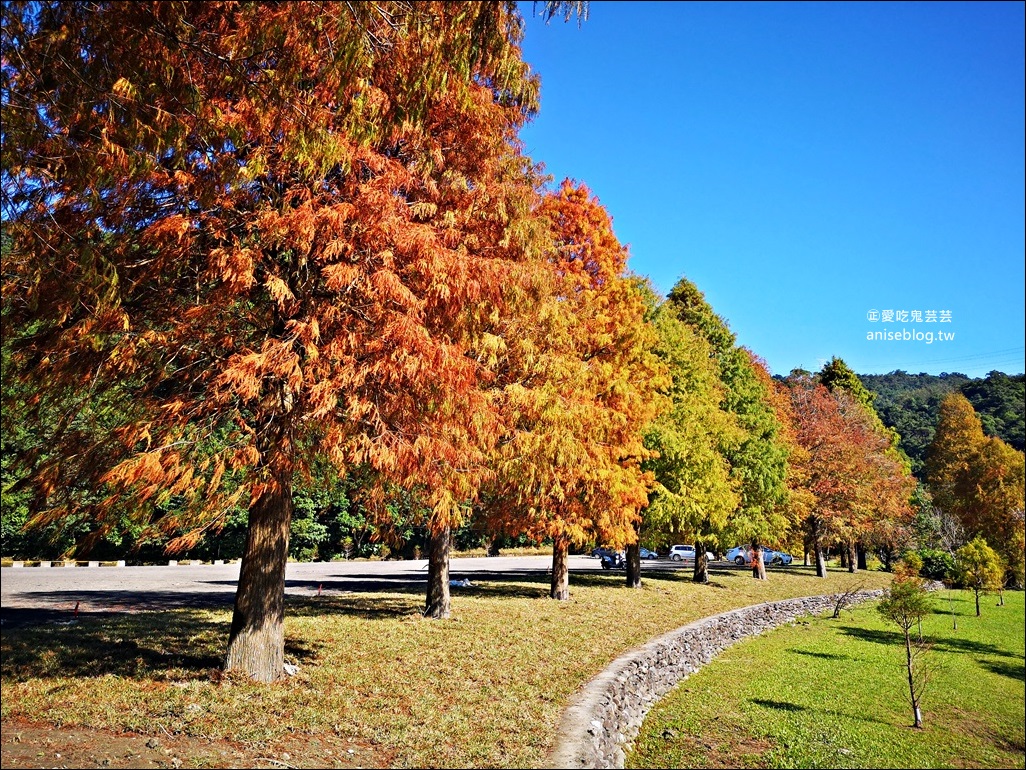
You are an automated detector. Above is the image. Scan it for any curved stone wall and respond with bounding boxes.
[545,589,886,769]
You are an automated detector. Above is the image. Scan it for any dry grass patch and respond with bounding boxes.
[2,564,890,768]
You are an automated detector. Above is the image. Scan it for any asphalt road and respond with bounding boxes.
[0,555,707,627]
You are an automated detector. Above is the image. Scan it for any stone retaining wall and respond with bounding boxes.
[546,589,887,769]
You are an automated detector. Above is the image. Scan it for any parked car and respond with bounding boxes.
[668,544,715,563]
[669,544,696,562]
[591,546,616,559]
[725,545,794,566]
[639,547,659,560]
[600,551,626,570]
[766,549,794,566]
[725,545,751,565]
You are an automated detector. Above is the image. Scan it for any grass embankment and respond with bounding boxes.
[1,563,889,768]
[628,588,1026,769]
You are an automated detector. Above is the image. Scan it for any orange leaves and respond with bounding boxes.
[264,273,296,310]
[320,239,353,264]
[142,215,193,248]
[481,182,661,549]
[322,263,361,291]
[4,0,553,558]
[215,339,304,405]
[370,268,422,313]
[215,354,264,404]
[782,376,914,544]
[209,247,256,293]
[98,445,197,507]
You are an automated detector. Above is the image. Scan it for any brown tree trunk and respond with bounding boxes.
[847,541,858,573]
[625,542,641,588]
[551,537,570,600]
[752,543,767,580]
[224,477,293,683]
[857,542,868,570]
[424,525,452,618]
[904,631,923,728]
[487,536,501,557]
[693,539,710,584]
[808,517,828,577]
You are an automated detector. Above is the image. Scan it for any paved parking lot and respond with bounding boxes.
[1,555,715,626]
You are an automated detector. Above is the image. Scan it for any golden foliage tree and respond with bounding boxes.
[666,279,793,579]
[481,180,663,599]
[642,295,741,584]
[928,394,1026,587]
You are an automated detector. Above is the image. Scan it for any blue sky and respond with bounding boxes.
[517,1,1025,378]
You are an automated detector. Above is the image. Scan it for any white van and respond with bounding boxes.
[668,544,697,562]
[669,544,716,562]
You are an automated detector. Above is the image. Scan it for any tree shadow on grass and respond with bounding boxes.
[285,570,560,608]
[1,609,225,683]
[789,649,850,661]
[977,658,1026,682]
[1,588,238,618]
[752,698,806,712]
[751,698,896,727]
[838,626,1022,660]
[286,594,423,620]
[2,606,329,684]
[283,568,568,600]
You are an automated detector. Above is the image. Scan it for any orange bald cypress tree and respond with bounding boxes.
[482,180,663,599]
[783,374,915,576]
[2,1,553,680]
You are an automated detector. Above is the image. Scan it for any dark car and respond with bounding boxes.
[600,551,626,570]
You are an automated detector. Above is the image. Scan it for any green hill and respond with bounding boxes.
[858,370,1025,475]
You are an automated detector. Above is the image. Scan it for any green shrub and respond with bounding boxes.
[916,548,955,581]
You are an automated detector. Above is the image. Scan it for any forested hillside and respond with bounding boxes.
[859,371,1025,474]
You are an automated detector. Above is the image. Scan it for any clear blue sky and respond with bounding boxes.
[517,1,1025,378]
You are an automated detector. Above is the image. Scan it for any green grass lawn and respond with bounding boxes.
[627,588,1026,769]
[1,563,891,768]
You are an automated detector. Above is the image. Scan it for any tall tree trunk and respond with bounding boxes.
[974,586,981,616]
[424,525,452,618]
[625,542,641,588]
[225,477,293,682]
[815,545,828,577]
[487,536,501,557]
[904,631,923,728]
[847,540,858,573]
[809,517,828,577]
[857,542,868,571]
[693,539,710,584]
[551,537,570,600]
[752,543,767,580]
[839,547,847,569]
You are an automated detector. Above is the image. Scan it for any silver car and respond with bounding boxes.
[669,545,715,563]
[725,545,793,566]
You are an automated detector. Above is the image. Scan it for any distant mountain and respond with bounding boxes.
[858,370,1025,476]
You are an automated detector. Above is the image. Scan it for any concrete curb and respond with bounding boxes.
[545,589,888,769]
